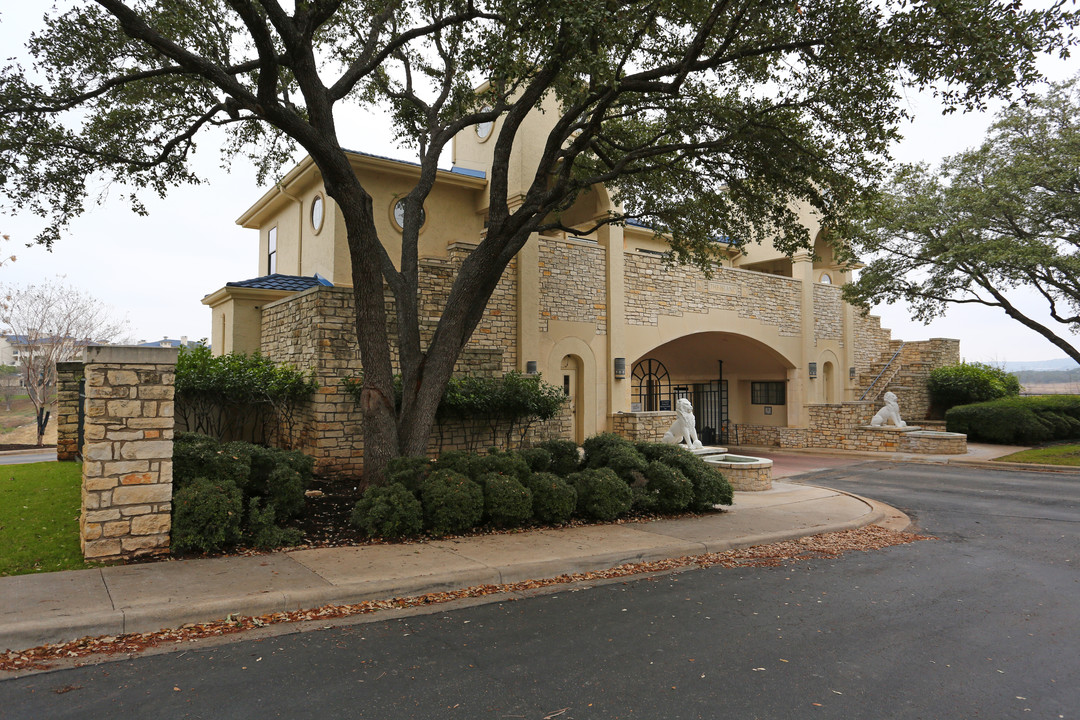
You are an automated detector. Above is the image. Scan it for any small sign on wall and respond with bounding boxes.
[764,406,773,415]
[659,399,672,411]
[631,402,643,412]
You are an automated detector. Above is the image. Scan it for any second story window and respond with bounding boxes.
[268,226,277,274]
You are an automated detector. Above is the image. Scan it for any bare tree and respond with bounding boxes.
[1,279,128,446]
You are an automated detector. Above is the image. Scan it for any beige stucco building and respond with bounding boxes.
[204,98,958,473]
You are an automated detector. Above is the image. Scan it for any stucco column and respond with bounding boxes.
[790,251,815,427]
[840,269,858,400]
[603,223,627,418]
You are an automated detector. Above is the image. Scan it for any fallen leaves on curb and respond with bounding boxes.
[0,525,932,672]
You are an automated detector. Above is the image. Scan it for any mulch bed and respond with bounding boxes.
[295,474,368,547]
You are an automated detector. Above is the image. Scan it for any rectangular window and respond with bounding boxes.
[751,381,786,405]
[267,226,278,274]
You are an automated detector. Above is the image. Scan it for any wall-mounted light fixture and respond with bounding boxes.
[808,362,818,379]
[526,361,538,375]
[613,357,626,379]
[849,366,856,379]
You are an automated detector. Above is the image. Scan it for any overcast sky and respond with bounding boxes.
[2,7,1078,363]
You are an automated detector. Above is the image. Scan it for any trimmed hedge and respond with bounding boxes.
[946,395,1080,444]
[478,472,533,528]
[524,472,577,524]
[351,484,424,538]
[421,470,484,535]
[928,362,1021,415]
[171,433,312,553]
[569,468,633,521]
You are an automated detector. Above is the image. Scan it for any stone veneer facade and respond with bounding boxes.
[259,252,560,474]
[813,284,843,344]
[539,238,607,334]
[55,361,83,462]
[79,346,177,563]
[623,255,802,335]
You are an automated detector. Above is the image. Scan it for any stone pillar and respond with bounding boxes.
[55,361,84,461]
[80,346,178,563]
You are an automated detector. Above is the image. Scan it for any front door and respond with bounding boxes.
[561,355,583,444]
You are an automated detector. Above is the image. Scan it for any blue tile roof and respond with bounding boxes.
[339,147,487,180]
[226,273,334,291]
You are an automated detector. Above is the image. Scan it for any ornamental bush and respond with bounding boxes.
[477,472,533,528]
[385,456,433,495]
[928,362,1021,415]
[471,451,532,483]
[569,467,633,521]
[534,439,581,476]
[643,461,694,513]
[946,395,1080,444]
[420,470,484,535]
[351,484,424,539]
[524,472,577,525]
[518,447,553,473]
[171,476,244,553]
[636,442,733,509]
[172,433,311,550]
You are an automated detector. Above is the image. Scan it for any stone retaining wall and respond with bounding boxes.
[610,411,678,442]
[79,346,177,563]
[721,464,773,492]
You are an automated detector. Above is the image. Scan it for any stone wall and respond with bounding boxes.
[55,361,83,462]
[610,411,678,443]
[852,312,893,375]
[735,424,808,448]
[813,284,843,344]
[805,402,905,452]
[720,464,772,492]
[539,238,607,334]
[80,346,176,563]
[624,254,802,335]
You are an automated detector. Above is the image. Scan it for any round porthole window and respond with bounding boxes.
[392,199,426,232]
[310,194,324,233]
[475,106,494,141]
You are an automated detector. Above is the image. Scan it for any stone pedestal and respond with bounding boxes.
[79,346,177,563]
[55,361,84,461]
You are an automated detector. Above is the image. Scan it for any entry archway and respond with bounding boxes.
[560,354,584,444]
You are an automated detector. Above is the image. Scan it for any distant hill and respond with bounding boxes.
[998,358,1079,372]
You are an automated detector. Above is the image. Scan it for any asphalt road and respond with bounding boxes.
[1,461,1077,719]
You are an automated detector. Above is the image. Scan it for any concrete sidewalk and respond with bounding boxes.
[0,481,893,653]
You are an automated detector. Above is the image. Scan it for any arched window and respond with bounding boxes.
[632,358,670,412]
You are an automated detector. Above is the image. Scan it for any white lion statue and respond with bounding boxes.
[870,391,907,428]
[663,397,704,449]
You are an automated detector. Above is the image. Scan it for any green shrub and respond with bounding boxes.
[643,461,693,513]
[171,476,244,553]
[477,472,533,528]
[582,433,635,467]
[946,395,1080,444]
[385,456,433,494]
[928,362,1021,414]
[172,434,311,548]
[631,485,660,513]
[173,433,250,491]
[420,470,484,535]
[637,442,733,509]
[471,451,532,482]
[569,468,633,521]
[350,484,424,538]
[519,447,553,473]
[524,472,577,524]
[535,439,581,476]
[433,450,478,477]
[245,498,303,550]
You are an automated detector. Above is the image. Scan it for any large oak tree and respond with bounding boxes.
[843,78,1080,366]
[0,1,1075,476]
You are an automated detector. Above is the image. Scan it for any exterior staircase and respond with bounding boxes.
[855,338,957,421]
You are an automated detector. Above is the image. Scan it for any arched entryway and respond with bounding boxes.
[560,354,585,444]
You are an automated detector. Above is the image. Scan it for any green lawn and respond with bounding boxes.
[994,444,1080,467]
[0,461,91,576]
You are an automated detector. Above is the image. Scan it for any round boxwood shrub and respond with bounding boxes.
[643,461,693,513]
[525,472,577,525]
[173,433,250,491]
[519,447,553,473]
[172,476,243,553]
[420,470,484,535]
[535,439,581,476]
[351,483,424,538]
[637,442,733,509]
[245,497,303,549]
[471,451,532,482]
[928,362,1021,415]
[433,450,479,477]
[477,472,533,528]
[385,455,433,495]
[569,467,633,521]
